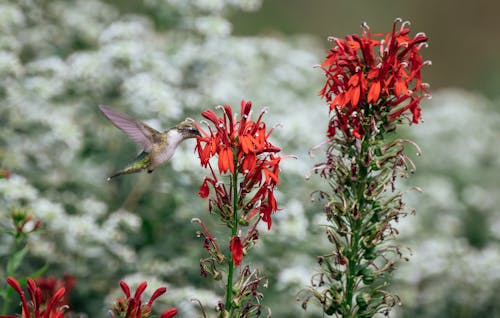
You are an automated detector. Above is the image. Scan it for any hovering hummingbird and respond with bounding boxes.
[99,105,201,180]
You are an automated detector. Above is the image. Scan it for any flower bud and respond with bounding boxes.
[238,216,249,226]
[370,161,382,170]
[360,267,376,284]
[324,298,340,315]
[363,247,377,261]
[213,269,222,281]
[356,292,371,309]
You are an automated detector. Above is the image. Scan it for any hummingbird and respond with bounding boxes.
[99,105,201,180]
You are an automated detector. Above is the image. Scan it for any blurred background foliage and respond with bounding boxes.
[0,0,499,317]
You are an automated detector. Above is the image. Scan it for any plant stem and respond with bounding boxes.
[1,237,22,314]
[225,152,239,316]
[344,139,368,317]
[1,289,13,315]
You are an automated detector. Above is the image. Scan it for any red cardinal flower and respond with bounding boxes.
[196,100,282,230]
[229,236,244,266]
[111,281,177,318]
[320,19,430,138]
[160,308,178,318]
[35,274,76,307]
[4,276,67,318]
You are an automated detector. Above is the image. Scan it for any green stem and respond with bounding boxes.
[2,237,22,314]
[345,220,361,317]
[225,152,239,316]
[344,139,368,317]
[1,287,14,315]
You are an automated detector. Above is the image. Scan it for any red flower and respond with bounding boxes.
[4,276,67,318]
[35,274,76,307]
[160,308,178,318]
[320,19,430,138]
[198,178,210,198]
[218,146,234,174]
[229,236,244,266]
[111,281,177,318]
[196,100,282,230]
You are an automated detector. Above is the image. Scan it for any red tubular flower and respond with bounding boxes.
[320,19,430,138]
[160,308,178,318]
[198,178,210,198]
[120,281,131,298]
[229,236,244,266]
[195,101,286,318]
[44,288,66,318]
[35,274,76,307]
[218,146,234,174]
[133,281,148,303]
[6,277,31,318]
[111,281,177,318]
[196,100,282,230]
[4,276,67,318]
[148,287,167,306]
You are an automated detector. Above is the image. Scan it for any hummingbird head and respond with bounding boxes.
[176,119,201,139]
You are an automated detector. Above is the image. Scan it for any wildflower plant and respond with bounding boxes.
[1,277,67,318]
[300,19,430,317]
[0,209,42,315]
[110,280,177,318]
[194,100,282,317]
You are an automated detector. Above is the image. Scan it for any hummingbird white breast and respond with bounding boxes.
[152,129,185,168]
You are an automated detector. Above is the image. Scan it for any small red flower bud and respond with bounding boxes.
[230,236,244,266]
[160,308,178,318]
[6,277,23,294]
[148,287,167,307]
[120,281,131,298]
[133,281,148,302]
[44,287,66,316]
[198,179,210,198]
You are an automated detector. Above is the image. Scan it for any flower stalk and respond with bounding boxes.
[301,19,430,317]
[225,152,240,314]
[1,209,42,315]
[1,276,67,318]
[110,280,177,318]
[195,100,282,317]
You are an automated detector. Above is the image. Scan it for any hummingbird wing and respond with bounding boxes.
[99,105,160,152]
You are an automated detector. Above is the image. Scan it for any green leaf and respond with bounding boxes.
[6,246,28,275]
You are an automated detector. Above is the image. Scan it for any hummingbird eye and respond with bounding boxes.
[189,126,201,136]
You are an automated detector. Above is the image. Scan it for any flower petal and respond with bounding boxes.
[230,236,244,266]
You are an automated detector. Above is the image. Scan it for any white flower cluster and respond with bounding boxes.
[0,175,140,276]
[393,89,500,317]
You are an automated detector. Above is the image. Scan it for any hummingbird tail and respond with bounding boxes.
[106,151,151,181]
[106,166,144,181]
